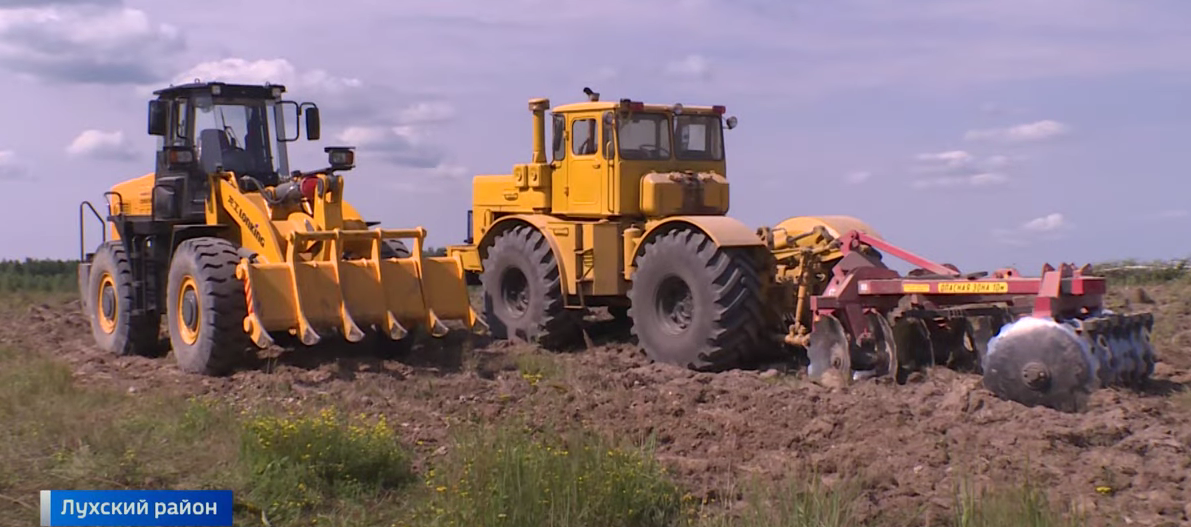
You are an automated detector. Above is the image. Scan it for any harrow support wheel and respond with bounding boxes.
[166,237,252,376]
[480,225,581,350]
[85,241,162,357]
[628,228,765,371]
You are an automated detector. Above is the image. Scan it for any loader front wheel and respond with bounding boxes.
[86,241,162,357]
[628,228,766,371]
[166,237,252,376]
[480,225,580,350]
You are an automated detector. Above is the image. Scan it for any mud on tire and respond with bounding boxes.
[86,241,162,357]
[480,225,581,349]
[627,228,766,371]
[166,237,252,375]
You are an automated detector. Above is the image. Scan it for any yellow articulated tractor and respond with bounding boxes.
[448,88,1157,412]
[78,81,484,375]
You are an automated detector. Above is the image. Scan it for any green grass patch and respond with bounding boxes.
[409,424,686,527]
[954,477,1086,527]
[240,407,415,522]
[699,474,860,527]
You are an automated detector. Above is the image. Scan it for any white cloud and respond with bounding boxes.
[1021,212,1066,232]
[993,212,1072,245]
[65,129,136,161]
[0,5,183,83]
[914,150,974,170]
[1142,209,1188,221]
[844,170,872,184]
[169,58,361,95]
[963,120,1071,143]
[0,150,29,180]
[912,172,1008,189]
[337,125,443,169]
[664,54,711,79]
[910,150,1014,187]
[397,101,456,125]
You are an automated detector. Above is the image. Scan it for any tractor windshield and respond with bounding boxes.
[617,113,672,160]
[192,97,285,185]
[674,114,724,161]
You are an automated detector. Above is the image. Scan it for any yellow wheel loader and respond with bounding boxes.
[78,81,484,375]
[447,88,1157,412]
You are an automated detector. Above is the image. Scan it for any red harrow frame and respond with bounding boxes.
[802,230,1156,412]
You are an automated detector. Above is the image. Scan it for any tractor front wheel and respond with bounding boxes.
[166,237,252,375]
[480,225,581,349]
[86,241,162,356]
[628,229,766,371]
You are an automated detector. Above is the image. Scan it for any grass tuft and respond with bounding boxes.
[409,424,684,527]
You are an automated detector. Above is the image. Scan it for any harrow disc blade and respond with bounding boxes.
[807,314,851,383]
[890,316,933,380]
[982,316,1097,413]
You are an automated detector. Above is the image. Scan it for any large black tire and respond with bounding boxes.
[85,241,162,356]
[480,225,581,349]
[380,239,411,258]
[627,228,766,371]
[166,237,252,375]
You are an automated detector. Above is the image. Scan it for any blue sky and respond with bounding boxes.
[0,0,1188,273]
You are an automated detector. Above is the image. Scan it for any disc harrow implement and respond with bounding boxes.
[782,229,1155,412]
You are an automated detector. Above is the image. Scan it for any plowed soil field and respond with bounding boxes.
[3,283,1189,526]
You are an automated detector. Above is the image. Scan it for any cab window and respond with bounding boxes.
[571,118,597,156]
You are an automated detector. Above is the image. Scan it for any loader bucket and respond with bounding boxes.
[236,227,487,349]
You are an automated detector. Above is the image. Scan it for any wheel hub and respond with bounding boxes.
[656,275,694,334]
[100,282,115,320]
[500,268,530,318]
[181,288,198,331]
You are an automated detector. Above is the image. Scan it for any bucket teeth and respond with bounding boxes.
[386,312,409,341]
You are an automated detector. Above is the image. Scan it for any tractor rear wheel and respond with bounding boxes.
[86,241,162,356]
[480,225,580,349]
[166,237,252,375]
[628,228,766,371]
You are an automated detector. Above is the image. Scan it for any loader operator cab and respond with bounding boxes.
[145,81,321,223]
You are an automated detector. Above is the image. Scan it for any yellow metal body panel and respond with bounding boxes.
[639,171,729,217]
[212,172,486,347]
[94,167,484,349]
[768,215,882,264]
[106,173,155,239]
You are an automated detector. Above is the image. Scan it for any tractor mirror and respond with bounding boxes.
[147,100,168,136]
[725,116,738,130]
[305,107,321,141]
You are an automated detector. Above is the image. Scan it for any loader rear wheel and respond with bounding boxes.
[628,228,766,371]
[480,225,580,350]
[166,237,252,376]
[380,239,411,259]
[86,241,162,357]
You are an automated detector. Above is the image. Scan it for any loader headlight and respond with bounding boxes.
[325,146,355,169]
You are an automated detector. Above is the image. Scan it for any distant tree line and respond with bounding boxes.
[0,248,452,294]
[0,258,79,293]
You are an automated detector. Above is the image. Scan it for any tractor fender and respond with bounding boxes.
[630,216,766,276]
[477,215,576,296]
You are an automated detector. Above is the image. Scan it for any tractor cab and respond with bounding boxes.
[537,87,740,220]
[145,81,321,223]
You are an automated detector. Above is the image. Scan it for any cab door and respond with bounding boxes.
[565,114,603,215]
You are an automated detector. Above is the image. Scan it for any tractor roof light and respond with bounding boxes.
[210,84,221,95]
[673,103,684,115]
[712,105,726,115]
